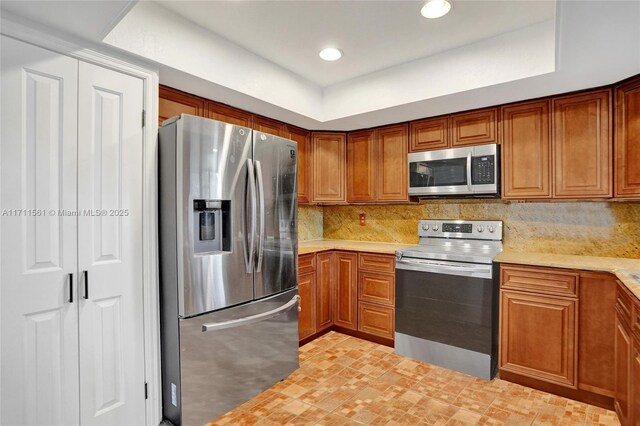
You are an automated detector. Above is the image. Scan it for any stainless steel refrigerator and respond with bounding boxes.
[158,114,299,426]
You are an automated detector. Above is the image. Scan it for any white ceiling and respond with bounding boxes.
[0,0,135,41]
[157,0,555,87]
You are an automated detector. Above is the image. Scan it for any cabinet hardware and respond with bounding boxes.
[83,270,89,299]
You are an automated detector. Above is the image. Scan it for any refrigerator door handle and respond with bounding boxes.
[255,160,265,272]
[201,295,300,332]
[243,159,257,273]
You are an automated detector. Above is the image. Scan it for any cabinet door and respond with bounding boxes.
[377,124,409,202]
[333,252,358,330]
[78,62,146,426]
[614,314,632,425]
[553,90,612,198]
[312,132,346,203]
[287,126,311,204]
[409,116,449,152]
[578,272,616,397]
[347,130,377,202]
[298,271,316,340]
[501,100,552,199]
[159,85,204,125]
[316,252,334,331]
[499,291,578,388]
[206,101,253,127]
[0,35,80,426]
[615,76,640,198]
[254,115,286,137]
[358,302,394,339]
[633,341,640,426]
[450,108,498,147]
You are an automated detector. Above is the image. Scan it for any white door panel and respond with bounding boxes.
[0,36,80,426]
[77,61,145,426]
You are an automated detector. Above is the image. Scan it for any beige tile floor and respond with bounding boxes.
[208,332,620,426]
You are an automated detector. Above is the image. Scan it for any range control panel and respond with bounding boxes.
[418,219,503,241]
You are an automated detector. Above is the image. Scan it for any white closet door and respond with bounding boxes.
[0,36,80,425]
[77,61,145,426]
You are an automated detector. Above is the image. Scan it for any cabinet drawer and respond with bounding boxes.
[501,265,578,297]
[359,272,394,306]
[298,253,316,274]
[358,253,395,273]
[358,302,394,339]
[616,281,633,325]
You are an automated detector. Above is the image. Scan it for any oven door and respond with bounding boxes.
[394,258,499,379]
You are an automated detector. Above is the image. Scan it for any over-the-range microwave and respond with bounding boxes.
[408,143,500,197]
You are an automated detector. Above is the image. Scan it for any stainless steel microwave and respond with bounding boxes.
[408,143,500,197]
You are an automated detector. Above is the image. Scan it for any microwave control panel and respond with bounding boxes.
[471,156,495,184]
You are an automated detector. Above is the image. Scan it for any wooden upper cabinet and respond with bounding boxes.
[552,90,612,198]
[347,130,377,203]
[158,85,205,125]
[578,272,616,397]
[615,76,640,198]
[450,108,498,147]
[409,116,449,152]
[287,126,311,204]
[501,100,552,199]
[311,132,347,203]
[206,101,253,128]
[377,124,409,202]
[333,252,358,330]
[254,115,286,137]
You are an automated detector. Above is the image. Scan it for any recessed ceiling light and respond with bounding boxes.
[421,0,452,19]
[319,47,343,61]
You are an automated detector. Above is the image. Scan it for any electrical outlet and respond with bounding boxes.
[359,213,366,226]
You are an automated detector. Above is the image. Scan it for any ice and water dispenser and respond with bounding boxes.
[192,199,231,254]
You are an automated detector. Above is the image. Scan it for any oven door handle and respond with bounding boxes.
[396,258,492,277]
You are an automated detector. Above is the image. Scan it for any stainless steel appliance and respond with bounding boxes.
[158,114,299,426]
[408,143,499,197]
[394,219,503,380]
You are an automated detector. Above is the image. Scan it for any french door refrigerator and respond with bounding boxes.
[158,114,299,426]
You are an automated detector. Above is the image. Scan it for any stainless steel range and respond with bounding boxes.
[394,219,503,380]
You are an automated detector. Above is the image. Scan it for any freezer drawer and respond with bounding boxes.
[163,289,300,426]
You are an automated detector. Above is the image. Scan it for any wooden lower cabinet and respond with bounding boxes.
[298,271,316,340]
[333,252,358,330]
[578,272,616,397]
[499,290,578,388]
[297,251,395,344]
[358,302,394,339]
[615,313,632,425]
[632,341,640,426]
[316,252,334,332]
[500,264,621,410]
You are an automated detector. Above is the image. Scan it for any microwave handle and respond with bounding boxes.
[466,152,472,191]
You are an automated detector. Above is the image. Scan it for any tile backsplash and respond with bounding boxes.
[298,206,323,241]
[316,201,640,258]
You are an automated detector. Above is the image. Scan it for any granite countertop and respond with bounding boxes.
[298,239,414,255]
[496,251,640,300]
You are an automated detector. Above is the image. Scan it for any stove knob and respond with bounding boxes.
[477,225,484,233]
[421,223,429,231]
[488,225,495,233]
[432,224,439,231]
